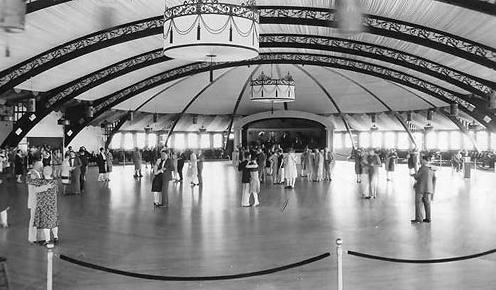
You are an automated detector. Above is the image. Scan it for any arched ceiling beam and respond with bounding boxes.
[295,65,356,150]
[6,53,494,147]
[61,53,496,145]
[102,115,128,149]
[163,68,236,146]
[26,0,73,14]
[224,65,262,150]
[3,7,496,95]
[432,0,496,16]
[439,108,480,152]
[133,77,192,112]
[26,1,496,21]
[4,33,489,118]
[328,68,417,149]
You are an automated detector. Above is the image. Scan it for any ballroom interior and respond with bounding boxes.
[1,0,496,289]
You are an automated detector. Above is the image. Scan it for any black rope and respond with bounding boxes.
[348,249,496,264]
[59,252,330,281]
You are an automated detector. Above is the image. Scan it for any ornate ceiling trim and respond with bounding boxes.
[3,7,496,95]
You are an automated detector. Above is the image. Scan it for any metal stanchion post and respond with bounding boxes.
[47,243,54,290]
[336,238,343,290]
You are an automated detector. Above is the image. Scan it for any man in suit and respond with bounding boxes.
[411,155,437,223]
[176,151,185,182]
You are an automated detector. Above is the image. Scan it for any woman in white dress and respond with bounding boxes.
[284,148,298,188]
[187,151,199,186]
[245,158,260,207]
[316,149,324,182]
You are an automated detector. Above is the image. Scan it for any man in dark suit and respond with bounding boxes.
[176,151,185,182]
[411,155,437,223]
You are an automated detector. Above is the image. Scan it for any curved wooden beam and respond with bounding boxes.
[327,68,418,148]
[223,65,262,150]
[163,68,236,146]
[27,0,496,17]
[4,7,496,95]
[9,53,495,147]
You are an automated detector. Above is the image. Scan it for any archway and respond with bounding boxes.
[232,110,334,151]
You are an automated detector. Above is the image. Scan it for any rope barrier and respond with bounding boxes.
[59,252,330,281]
[348,248,496,264]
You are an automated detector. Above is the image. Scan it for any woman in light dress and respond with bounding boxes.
[60,152,72,195]
[245,157,260,207]
[306,149,315,182]
[187,151,199,186]
[269,151,278,182]
[284,148,298,189]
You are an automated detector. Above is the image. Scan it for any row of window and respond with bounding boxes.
[110,132,225,150]
[333,130,496,151]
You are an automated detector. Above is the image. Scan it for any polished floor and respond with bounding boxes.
[1,161,496,290]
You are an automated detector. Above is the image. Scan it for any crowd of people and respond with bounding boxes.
[1,139,494,247]
[233,145,335,207]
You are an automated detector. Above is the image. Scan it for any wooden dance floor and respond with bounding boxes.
[1,161,496,289]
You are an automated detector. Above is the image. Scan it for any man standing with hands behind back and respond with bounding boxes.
[411,155,437,224]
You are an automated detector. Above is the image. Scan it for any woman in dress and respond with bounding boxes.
[14,149,24,183]
[187,151,199,186]
[269,151,278,182]
[60,152,72,195]
[245,157,260,207]
[354,149,364,183]
[385,148,398,181]
[306,149,314,182]
[96,148,107,182]
[238,152,251,207]
[132,148,143,178]
[284,148,298,189]
[323,148,334,181]
[152,150,174,207]
[70,151,82,195]
[300,148,308,178]
[52,149,63,178]
[33,167,59,246]
[106,148,113,181]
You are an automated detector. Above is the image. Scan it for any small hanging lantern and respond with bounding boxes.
[250,71,295,103]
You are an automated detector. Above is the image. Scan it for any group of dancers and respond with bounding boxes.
[234,145,335,207]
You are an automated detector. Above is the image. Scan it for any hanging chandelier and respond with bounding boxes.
[250,71,296,103]
[0,0,26,33]
[163,0,259,62]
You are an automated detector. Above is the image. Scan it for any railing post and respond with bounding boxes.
[336,238,343,290]
[47,243,54,290]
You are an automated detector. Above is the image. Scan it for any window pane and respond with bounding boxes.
[476,131,488,151]
[188,133,198,149]
[414,132,423,149]
[371,131,382,148]
[425,131,436,150]
[359,132,370,148]
[344,133,353,148]
[438,131,448,150]
[333,133,343,149]
[384,132,395,148]
[110,132,121,149]
[397,132,409,150]
[136,133,145,149]
[492,132,496,150]
[174,133,185,150]
[213,134,223,148]
[450,131,461,150]
[463,132,474,150]
[123,133,134,150]
[148,133,157,148]
[200,134,210,149]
